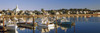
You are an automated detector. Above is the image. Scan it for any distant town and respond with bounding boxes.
[0,5,100,16]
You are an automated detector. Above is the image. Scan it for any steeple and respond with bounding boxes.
[14,5,20,12]
[16,5,18,9]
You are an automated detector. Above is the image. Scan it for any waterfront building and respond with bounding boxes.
[76,11,79,14]
[80,11,83,14]
[68,11,70,14]
[97,12,100,14]
[94,12,100,14]
[93,10,100,14]
[84,11,87,14]
[56,12,60,15]
[60,12,63,14]
[28,11,35,16]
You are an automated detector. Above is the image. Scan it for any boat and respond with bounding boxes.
[18,18,26,24]
[54,17,72,25]
[26,18,33,24]
[7,28,18,33]
[12,17,19,23]
[36,17,54,28]
[7,24,18,30]
[6,18,18,30]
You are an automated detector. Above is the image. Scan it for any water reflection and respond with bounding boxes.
[0,16,100,33]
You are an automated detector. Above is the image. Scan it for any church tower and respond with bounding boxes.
[14,5,20,12]
[13,5,20,15]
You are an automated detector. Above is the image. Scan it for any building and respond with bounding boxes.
[13,5,20,15]
[93,11,100,14]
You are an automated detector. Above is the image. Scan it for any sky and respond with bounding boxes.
[0,0,100,10]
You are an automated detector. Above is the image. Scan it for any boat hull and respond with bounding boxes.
[54,22,72,25]
[7,25,17,30]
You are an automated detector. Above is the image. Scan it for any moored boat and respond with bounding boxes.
[54,17,72,25]
[6,18,18,30]
[36,17,54,28]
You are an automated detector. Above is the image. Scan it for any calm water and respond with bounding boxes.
[18,17,100,33]
[1,17,100,33]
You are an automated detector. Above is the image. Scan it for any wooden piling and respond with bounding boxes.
[55,16,57,33]
[33,16,35,33]
[74,24,75,33]
[3,17,5,31]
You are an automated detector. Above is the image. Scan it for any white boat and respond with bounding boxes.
[7,24,17,30]
[7,28,18,33]
[18,18,26,23]
[26,18,33,24]
[61,18,70,22]
[36,17,54,27]
[6,18,18,30]
[36,17,47,27]
[14,17,18,21]
[13,17,19,23]
[55,17,71,25]
[37,23,47,27]
[48,23,54,30]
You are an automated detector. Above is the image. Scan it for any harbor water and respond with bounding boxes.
[0,16,100,33]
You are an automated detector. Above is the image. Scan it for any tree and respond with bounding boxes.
[41,8,46,13]
[34,10,41,15]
